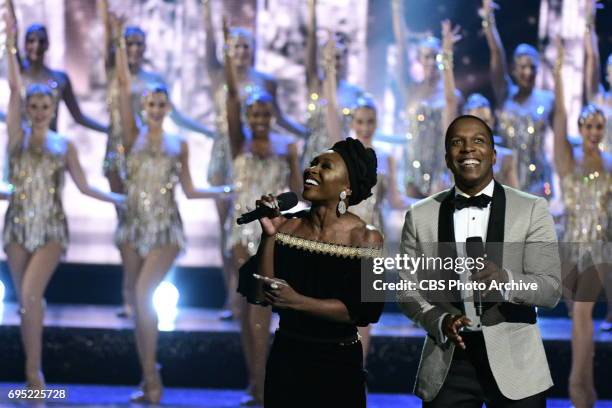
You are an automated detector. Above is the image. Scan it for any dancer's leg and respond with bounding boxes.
[18,242,62,388]
[5,243,30,305]
[132,244,179,402]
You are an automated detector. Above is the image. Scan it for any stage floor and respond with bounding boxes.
[1,303,611,342]
[0,383,611,408]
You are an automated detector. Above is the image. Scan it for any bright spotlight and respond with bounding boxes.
[0,280,5,303]
[153,281,179,331]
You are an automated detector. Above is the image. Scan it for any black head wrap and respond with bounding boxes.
[330,138,378,206]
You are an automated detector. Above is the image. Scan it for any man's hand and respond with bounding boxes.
[442,314,472,349]
[471,260,508,296]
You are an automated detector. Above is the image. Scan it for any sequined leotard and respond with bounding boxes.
[497,87,554,198]
[3,132,69,252]
[115,131,185,256]
[561,163,611,270]
[208,80,266,186]
[227,133,291,256]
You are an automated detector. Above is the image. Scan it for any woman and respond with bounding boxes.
[223,20,302,405]
[583,0,612,331]
[391,0,462,198]
[3,0,107,134]
[111,14,228,403]
[3,13,124,390]
[240,137,383,407]
[439,19,518,188]
[553,41,611,408]
[202,1,306,321]
[302,0,365,169]
[482,0,554,198]
[323,42,411,361]
[99,0,215,318]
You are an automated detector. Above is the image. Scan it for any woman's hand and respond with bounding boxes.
[264,279,303,310]
[255,194,288,236]
[441,20,461,54]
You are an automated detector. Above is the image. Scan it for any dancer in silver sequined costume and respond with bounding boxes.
[2,13,124,394]
[110,14,229,404]
[391,0,462,198]
[482,0,554,198]
[222,19,302,404]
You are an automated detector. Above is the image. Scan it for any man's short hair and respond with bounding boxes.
[444,115,495,152]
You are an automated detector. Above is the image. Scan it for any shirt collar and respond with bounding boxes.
[455,179,495,198]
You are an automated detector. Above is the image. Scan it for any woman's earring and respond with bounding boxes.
[337,190,347,215]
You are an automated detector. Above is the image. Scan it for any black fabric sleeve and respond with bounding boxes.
[338,257,384,326]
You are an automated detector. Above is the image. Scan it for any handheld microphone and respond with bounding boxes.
[236,192,298,225]
[466,236,485,317]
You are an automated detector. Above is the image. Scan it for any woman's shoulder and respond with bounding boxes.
[346,213,383,248]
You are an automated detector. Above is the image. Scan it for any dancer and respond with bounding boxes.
[3,0,107,133]
[240,137,383,407]
[2,13,124,391]
[439,19,519,188]
[392,0,462,198]
[553,40,611,408]
[324,43,411,363]
[99,0,215,318]
[482,0,554,198]
[302,0,365,168]
[222,19,302,405]
[202,0,306,321]
[111,13,229,403]
[583,0,612,331]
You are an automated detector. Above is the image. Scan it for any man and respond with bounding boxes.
[398,115,561,407]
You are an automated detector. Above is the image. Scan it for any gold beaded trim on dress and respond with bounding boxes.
[275,232,382,259]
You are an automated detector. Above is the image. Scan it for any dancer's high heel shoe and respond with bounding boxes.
[130,365,162,404]
[25,369,46,391]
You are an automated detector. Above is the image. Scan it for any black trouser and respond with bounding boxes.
[424,332,546,408]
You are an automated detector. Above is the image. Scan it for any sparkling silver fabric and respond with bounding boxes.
[401,103,451,196]
[601,103,612,154]
[208,81,266,186]
[115,132,186,256]
[301,82,364,170]
[3,132,69,252]
[227,146,290,256]
[497,88,554,198]
[560,168,611,270]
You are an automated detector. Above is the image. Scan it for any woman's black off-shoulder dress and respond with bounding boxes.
[239,230,384,408]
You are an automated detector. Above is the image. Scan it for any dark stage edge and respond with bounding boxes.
[0,304,611,399]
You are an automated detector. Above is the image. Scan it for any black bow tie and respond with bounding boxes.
[452,194,492,210]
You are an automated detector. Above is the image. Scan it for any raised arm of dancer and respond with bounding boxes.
[386,155,414,208]
[482,0,510,106]
[98,0,114,70]
[223,18,246,160]
[583,0,601,103]
[391,0,410,102]
[6,0,23,68]
[202,0,223,82]
[287,143,302,195]
[441,20,461,130]
[61,73,109,133]
[179,140,230,199]
[323,38,342,145]
[306,0,321,95]
[552,38,574,178]
[5,12,24,151]
[112,13,138,150]
[66,142,124,205]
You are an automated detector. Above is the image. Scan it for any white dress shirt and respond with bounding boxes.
[453,179,495,331]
